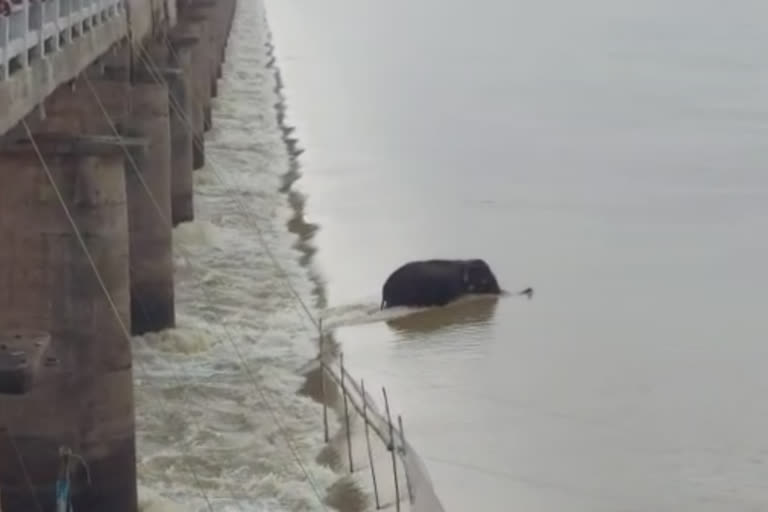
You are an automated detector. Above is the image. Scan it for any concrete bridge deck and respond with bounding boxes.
[0,0,158,135]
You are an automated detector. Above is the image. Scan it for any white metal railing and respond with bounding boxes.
[0,0,123,80]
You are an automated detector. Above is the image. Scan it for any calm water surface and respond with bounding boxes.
[265,0,768,510]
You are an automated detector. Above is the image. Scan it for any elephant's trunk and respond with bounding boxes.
[517,287,534,299]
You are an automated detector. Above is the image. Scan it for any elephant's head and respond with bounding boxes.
[461,259,501,294]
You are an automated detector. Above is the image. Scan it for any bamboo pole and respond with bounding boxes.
[362,379,381,509]
[341,353,354,472]
[382,387,401,512]
[398,415,414,503]
[319,321,329,443]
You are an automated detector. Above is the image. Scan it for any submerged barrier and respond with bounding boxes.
[316,330,446,512]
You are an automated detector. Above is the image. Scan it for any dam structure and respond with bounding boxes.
[0,0,448,509]
[0,0,235,508]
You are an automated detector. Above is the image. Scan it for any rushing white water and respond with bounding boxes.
[131,1,358,509]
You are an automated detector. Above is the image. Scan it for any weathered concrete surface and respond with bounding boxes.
[125,79,176,334]
[35,70,176,334]
[193,0,235,83]
[0,15,128,135]
[0,0,241,509]
[41,77,132,134]
[173,13,214,133]
[181,2,219,102]
[126,0,177,46]
[164,66,195,225]
[167,34,206,169]
[0,331,51,394]
[0,134,142,512]
[97,41,133,80]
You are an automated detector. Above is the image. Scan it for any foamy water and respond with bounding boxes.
[131,1,366,509]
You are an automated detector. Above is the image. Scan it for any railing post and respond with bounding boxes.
[397,415,414,504]
[80,0,87,34]
[80,0,85,33]
[69,0,77,40]
[35,0,44,59]
[20,0,29,68]
[340,352,354,473]
[52,0,61,51]
[1,15,8,80]
[361,380,381,510]
[382,387,401,512]
[63,0,72,45]
[319,328,329,443]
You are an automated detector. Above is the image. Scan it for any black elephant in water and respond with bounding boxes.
[380,258,529,309]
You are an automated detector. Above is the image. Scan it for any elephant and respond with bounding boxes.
[380,258,530,309]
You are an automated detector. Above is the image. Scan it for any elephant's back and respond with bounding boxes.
[383,260,462,292]
[381,260,464,307]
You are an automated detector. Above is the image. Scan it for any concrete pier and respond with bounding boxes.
[168,34,206,169]
[33,70,177,334]
[125,77,176,334]
[0,134,142,512]
[183,0,226,98]
[179,11,215,130]
[165,63,196,224]
[211,0,232,72]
